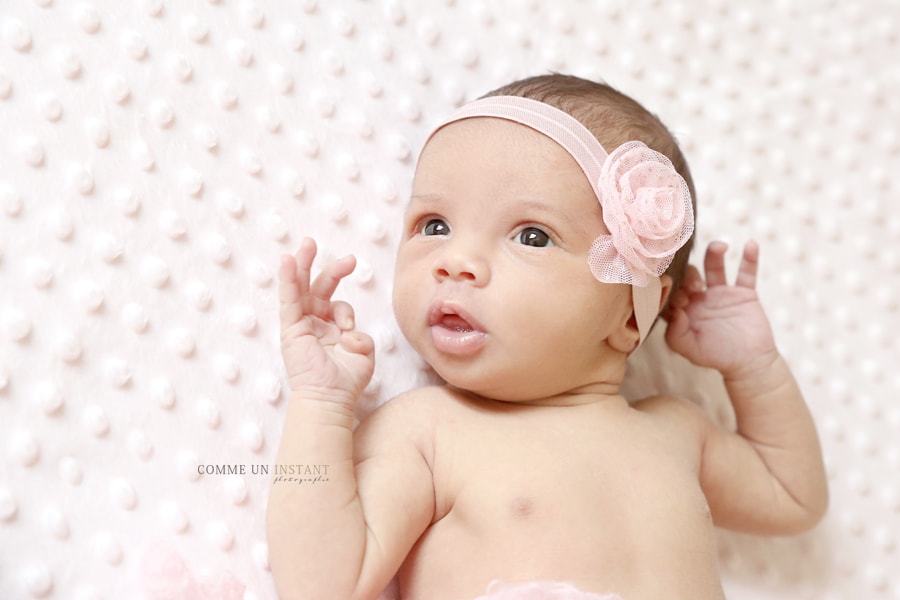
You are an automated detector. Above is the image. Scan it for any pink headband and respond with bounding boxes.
[424,95,694,346]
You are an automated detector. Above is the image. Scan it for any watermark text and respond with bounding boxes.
[197,463,330,484]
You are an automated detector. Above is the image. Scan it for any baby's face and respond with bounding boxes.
[392,118,634,402]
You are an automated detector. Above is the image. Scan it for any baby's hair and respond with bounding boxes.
[482,74,697,295]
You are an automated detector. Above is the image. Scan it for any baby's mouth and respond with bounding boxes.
[428,302,485,332]
[438,313,474,333]
[428,302,487,355]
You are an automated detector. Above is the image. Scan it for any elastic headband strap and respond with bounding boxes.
[441,97,609,205]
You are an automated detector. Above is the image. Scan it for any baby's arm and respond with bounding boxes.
[266,238,434,600]
[664,241,828,534]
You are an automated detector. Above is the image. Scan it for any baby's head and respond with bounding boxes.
[482,74,697,293]
[392,74,695,401]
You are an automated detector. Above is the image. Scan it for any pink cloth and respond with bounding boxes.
[474,580,622,600]
[139,542,245,600]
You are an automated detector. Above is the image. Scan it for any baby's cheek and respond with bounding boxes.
[391,284,423,347]
[391,282,413,319]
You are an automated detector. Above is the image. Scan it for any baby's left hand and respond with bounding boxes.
[663,241,779,378]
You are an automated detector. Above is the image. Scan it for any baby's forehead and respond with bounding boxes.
[416,117,584,175]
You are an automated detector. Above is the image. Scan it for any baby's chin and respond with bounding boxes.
[437,373,561,405]
[435,365,623,406]
[425,367,519,403]
[409,338,589,404]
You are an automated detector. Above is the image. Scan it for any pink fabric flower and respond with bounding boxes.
[588,141,694,287]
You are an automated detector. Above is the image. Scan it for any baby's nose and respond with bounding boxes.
[432,244,490,285]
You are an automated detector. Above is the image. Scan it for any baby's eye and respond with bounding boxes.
[421,218,450,236]
[516,227,554,247]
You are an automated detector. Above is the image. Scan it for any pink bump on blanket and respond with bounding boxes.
[139,541,245,600]
[473,580,623,600]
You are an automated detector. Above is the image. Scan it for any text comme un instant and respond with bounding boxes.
[197,464,329,476]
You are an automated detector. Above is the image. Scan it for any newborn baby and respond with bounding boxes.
[267,74,828,600]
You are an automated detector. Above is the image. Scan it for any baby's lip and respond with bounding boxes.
[427,301,486,333]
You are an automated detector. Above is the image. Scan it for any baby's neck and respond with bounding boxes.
[447,383,628,410]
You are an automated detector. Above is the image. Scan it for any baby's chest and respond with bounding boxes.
[435,425,701,528]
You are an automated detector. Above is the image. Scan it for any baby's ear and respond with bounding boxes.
[608,309,641,354]
[609,274,674,354]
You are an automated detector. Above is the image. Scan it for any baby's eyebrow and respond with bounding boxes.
[515,198,566,218]
[405,193,444,209]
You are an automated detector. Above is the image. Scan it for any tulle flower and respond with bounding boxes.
[588,141,694,287]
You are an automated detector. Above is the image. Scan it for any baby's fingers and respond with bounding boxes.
[310,254,357,303]
[735,241,760,289]
[703,241,729,287]
[278,255,303,327]
[682,264,705,294]
[332,300,356,332]
[664,306,696,354]
[340,329,375,359]
[279,238,319,326]
[279,239,316,299]
[292,237,317,291]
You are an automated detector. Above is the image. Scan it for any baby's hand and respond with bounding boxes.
[279,238,375,406]
[663,241,779,378]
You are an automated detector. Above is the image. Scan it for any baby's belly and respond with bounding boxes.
[398,485,725,600]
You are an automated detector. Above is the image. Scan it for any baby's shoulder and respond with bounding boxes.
[381,384,458,413]
[630,394,714,441]
[359,385,455,432]
[353,386,452,466]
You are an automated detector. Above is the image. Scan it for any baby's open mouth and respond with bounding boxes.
[428,302,487,355]
[438,313,474,332]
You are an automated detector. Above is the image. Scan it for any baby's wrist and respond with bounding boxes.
[721,348,783,385]
[288,387,358,424]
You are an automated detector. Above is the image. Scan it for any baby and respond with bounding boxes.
[266,74,828,600]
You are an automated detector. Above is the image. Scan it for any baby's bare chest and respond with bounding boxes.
[403,408,720,598]
[432,410,707,530]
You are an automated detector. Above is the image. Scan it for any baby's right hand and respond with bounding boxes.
[279,238,375,407]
